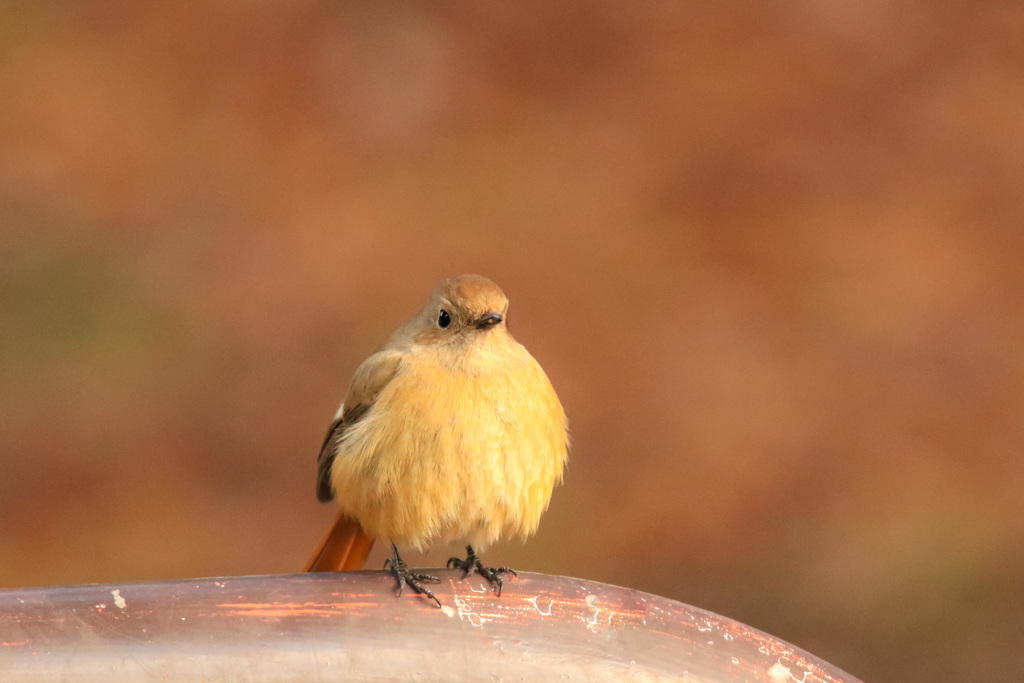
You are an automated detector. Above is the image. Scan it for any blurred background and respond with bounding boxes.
[2,1,1023,680]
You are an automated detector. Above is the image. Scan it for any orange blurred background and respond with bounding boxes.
[2,2,1023,680]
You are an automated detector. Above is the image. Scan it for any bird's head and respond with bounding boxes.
[413,274,510,346]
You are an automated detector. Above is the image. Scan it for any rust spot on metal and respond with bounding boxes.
[217,601,379,618]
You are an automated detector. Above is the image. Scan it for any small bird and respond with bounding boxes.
[305,275,569,606]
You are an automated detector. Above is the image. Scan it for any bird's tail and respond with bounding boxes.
[304,513,375,572]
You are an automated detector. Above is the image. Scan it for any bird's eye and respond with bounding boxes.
[438,309,452,329]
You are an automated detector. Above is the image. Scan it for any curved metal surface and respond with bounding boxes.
[0,570,861,682]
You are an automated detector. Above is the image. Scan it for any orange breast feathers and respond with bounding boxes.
[329,335,567,550]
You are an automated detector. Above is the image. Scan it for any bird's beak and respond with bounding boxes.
[475,312,503,329]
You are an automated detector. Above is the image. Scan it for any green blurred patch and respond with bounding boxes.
[0,242,171,383]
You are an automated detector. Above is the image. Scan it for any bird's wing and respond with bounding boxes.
[316,349,403,502]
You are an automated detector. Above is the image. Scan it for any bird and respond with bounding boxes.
[305,274,569,606]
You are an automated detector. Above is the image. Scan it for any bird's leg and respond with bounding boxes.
[446,545,517,596]
[384,543,441,607]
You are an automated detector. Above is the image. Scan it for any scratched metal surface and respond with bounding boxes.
[0,571,862,682]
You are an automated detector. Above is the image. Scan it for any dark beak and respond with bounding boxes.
[475,312,503,329]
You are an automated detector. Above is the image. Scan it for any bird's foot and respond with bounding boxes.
[447,545,517,596]
[385,544,441,607]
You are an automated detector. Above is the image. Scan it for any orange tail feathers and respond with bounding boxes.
[304,514,375,572]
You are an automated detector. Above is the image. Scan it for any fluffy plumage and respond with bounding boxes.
[316,274,569,554]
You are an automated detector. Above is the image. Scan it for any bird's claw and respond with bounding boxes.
[385,553,441,607]
[447,545,517,596]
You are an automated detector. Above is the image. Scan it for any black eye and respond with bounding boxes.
[438,309,451,329]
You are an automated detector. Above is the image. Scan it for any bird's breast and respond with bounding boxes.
[329,345,567,548]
